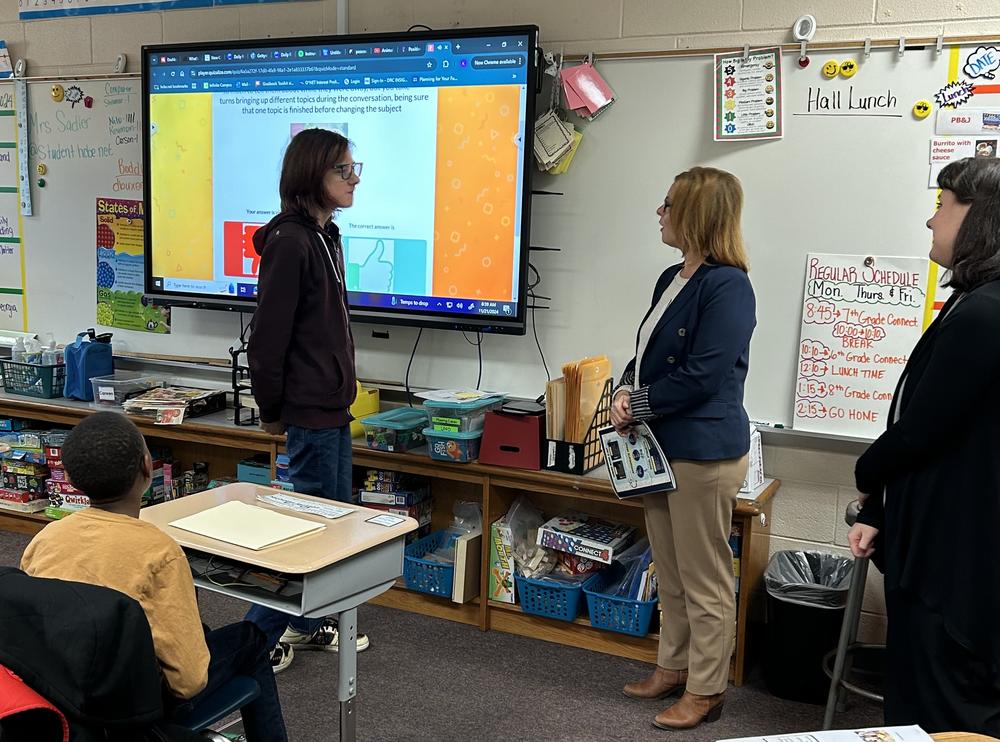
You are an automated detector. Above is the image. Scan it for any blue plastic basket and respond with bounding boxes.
[403,530,455,598]
[514,573,598,622]
[584,572,659,637]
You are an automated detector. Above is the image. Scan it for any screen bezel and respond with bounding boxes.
[141,25,539,336]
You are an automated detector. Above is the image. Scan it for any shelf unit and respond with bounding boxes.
[0,392,778,684]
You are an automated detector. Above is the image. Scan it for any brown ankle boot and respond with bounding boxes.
[623,666,688,700]
[652,690,725,729]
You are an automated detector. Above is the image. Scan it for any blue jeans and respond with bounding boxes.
[246,424,353,646]
[169,621,287,742]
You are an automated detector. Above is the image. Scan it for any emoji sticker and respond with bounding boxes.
[765,84,774,93]
[912,99,932,119]
[51,84,64,102]
[839,60,858,78]
[765,108,775,117]
[766,96,775,105]
[822,60,839,78]
[765,72,775,82]
[766,120,775,129]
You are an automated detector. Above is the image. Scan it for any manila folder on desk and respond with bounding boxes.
[169,501,326,551]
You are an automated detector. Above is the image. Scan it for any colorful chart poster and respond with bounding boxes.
[20,0,296,20]
[96,197,170,334]
[793,254,928,438]
[713,47,783,142]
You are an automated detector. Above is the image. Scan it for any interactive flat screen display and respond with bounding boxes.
[143,26,538,334]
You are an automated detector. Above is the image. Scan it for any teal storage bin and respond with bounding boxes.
[424,428,482,463]
[422,395,503,433]
[360,408,428,452]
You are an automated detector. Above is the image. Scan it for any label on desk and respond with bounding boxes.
[366,513,407,527]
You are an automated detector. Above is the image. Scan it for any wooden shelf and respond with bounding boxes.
[369,582,481,627]
[487,599,657,638]
[0,395,779,684]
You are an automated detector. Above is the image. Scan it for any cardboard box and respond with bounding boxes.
[46,479,82,496]
[358,487,429,507]
[0,487,38,504]
[237,455,271,485]
[0,498,47,513]
[2,472,45,495]
[2,461,49,478]
[488,518,516,604]
[48,491,90,509]
[537,514,636,565]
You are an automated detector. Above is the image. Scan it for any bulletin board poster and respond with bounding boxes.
[793,254,928,438]
[96,197,171,334]
[19,0,296,20]
[713,47,783,142]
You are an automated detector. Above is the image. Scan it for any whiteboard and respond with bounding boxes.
[3,43,985,425]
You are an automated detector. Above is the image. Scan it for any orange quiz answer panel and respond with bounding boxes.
[433,85,522,302]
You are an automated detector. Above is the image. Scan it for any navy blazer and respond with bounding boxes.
[620,262,756,460]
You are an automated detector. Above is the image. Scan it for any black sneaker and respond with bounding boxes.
[280,617,370,652]
[269,641,294,674]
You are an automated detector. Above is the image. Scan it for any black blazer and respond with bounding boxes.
[855,279,1000,672]
[620,262,756,460]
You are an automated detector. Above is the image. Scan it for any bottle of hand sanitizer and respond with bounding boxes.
[11,337,25,364]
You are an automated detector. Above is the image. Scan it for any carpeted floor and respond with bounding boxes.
[0,529,882,741]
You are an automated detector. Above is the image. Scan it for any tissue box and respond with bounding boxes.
[740,427,764,494]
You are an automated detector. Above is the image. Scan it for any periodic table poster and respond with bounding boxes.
[19,0,298,20]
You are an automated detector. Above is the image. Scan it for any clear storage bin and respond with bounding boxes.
[422,395,503,433]
[90,372,163,406]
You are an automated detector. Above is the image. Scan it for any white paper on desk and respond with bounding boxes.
[169,501,325,551]
[719,724,932,742]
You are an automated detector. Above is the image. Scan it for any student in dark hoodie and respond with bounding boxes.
[246,128,368,672]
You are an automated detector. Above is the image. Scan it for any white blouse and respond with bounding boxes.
[635,272,689,385]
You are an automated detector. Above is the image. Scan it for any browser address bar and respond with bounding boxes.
[190,59,437,78]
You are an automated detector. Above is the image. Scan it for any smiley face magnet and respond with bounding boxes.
[839,59,859,78]
[913,99,932,119]
[51,84,64,102]
[822,60,839,78]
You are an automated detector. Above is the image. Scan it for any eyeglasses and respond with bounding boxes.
[332,162,363,180]
[659,198,672,212]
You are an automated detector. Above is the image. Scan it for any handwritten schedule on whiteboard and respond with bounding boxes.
[793,254,929,438]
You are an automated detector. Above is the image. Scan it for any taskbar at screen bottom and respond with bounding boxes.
[348,292,518,318]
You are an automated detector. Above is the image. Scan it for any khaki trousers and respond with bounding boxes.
[642,456,747,695]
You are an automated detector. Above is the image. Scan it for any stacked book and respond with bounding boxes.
[123,387,226,425]
[358,469,432,543]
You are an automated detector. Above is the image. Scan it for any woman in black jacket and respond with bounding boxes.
[850,156,1000,734]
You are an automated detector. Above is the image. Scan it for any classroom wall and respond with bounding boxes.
[7,0,998,642]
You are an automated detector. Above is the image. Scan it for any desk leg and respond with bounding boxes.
[338,607,358,742]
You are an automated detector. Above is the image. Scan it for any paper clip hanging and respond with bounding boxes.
[863,38,872,59]
[743,43,750,62]
[936,34,945,55]
[898,37,906,57]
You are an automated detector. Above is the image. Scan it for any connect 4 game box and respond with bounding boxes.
[537,514,636,565]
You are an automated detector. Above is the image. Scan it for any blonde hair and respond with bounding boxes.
[669,167,750,272]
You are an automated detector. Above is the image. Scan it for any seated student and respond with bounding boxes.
[20,412,288,742]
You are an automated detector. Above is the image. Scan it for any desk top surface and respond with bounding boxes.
[140,483,418,572]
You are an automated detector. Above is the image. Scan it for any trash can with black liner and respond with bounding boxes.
[764,550,853,703]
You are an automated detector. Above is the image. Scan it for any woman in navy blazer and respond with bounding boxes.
[615,167,756,730]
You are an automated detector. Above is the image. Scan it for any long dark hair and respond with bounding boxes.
[279,128,350,218]
[937,157,1000,291]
